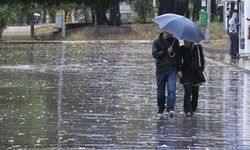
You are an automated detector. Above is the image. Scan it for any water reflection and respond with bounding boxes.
[0,42,250,149]
[57,42,65,148]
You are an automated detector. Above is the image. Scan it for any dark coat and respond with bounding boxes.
[179,44,205,85]
[152,33,180,73]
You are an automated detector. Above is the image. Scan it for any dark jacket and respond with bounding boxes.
[179,44,205,85]
[152,33,180,73]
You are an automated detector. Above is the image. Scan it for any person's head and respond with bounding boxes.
[184,40,194,47]
[231,10,239,20]
[161,31,173,39]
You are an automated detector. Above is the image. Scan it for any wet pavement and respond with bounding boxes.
[203,44,250,72]
[0,41,250,149]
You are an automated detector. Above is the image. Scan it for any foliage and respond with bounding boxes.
[131,0,153,23]
[0,5,15,28]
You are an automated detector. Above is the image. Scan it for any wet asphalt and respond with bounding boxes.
[0,41,250,149]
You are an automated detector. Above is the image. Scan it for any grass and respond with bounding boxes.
[34,26,58,36]
[34,21,229,49]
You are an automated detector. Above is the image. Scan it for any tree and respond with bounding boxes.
[159,0,175,15]
[109,1,121,25]
[158,0,189,18]
[0,5,19,39]
[192,0,201,21]
[84,0,122,26]
[0,0,126,29]
[175,0,189,17]
[211,0,217,20]
[132,0,153,23]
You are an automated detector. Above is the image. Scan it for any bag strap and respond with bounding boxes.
[170,38,176,47]
[196,45,201,67]
[191,44,201,67]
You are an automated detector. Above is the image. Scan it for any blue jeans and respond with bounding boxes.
[156,68,176,113]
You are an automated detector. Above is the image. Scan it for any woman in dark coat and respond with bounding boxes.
[178,40,205,117]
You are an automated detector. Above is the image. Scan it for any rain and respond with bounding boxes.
[0,41,250,149]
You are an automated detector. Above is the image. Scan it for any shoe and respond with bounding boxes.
[158,108,164,114]
[156,113,164,119]
[186,112,192,117]
[236,54,240,59]
[231,55,238,59]
[164,112,169,118]
[169,110,175,118]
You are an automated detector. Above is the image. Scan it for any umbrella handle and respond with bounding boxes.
[167,39,176,53]
[171,39,176,47]
[168,38,176,57]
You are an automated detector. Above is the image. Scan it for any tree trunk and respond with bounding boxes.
[30,13,34,39]
[192,0,201,21]
[159,0,175,15]
[218,6,223,22]
[0,27,4,40]
[211,0,216,20]
[109,1,121,26]
[175,0,189,17]
[230,2,235,12]
[46,10,51,23]
[91,8,95,24]
[93,5,109,26]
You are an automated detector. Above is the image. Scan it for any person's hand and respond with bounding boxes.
[177,71,182,78]
[167,46,173,53]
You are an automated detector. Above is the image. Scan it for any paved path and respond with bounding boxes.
[0,41,250,149]
[1,24,55,40]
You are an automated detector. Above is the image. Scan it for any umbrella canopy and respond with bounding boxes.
[153,13,205,43]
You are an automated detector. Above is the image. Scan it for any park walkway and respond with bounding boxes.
[0,41,250,149]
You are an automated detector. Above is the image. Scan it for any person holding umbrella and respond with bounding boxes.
[153,13,205,118]
[178,40,205,117]
[152,31,180,118]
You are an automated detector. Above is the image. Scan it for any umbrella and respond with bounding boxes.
[153,13,205,43]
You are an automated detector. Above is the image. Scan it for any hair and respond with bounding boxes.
[232,9,238,13]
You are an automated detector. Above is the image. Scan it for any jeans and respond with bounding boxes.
[183,84,199,114]
[229,33,239,57]
[156,68,176,113]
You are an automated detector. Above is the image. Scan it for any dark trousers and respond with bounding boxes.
[183,84,199,114]
[229,33,239,57]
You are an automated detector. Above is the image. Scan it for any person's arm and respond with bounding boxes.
[230,21,238,34]
[152,40,167,59]
[176,46,183,78]
[175,42,182,71]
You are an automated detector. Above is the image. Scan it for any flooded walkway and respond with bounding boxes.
[0,41,250,149]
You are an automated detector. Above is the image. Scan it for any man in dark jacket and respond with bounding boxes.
[152,31,180,117]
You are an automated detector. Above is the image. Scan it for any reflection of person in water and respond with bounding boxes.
[155,118,198,148]
[228,71,239,101]
[155,121,176,148]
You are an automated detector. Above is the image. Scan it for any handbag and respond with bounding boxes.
[196,68,206,83]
